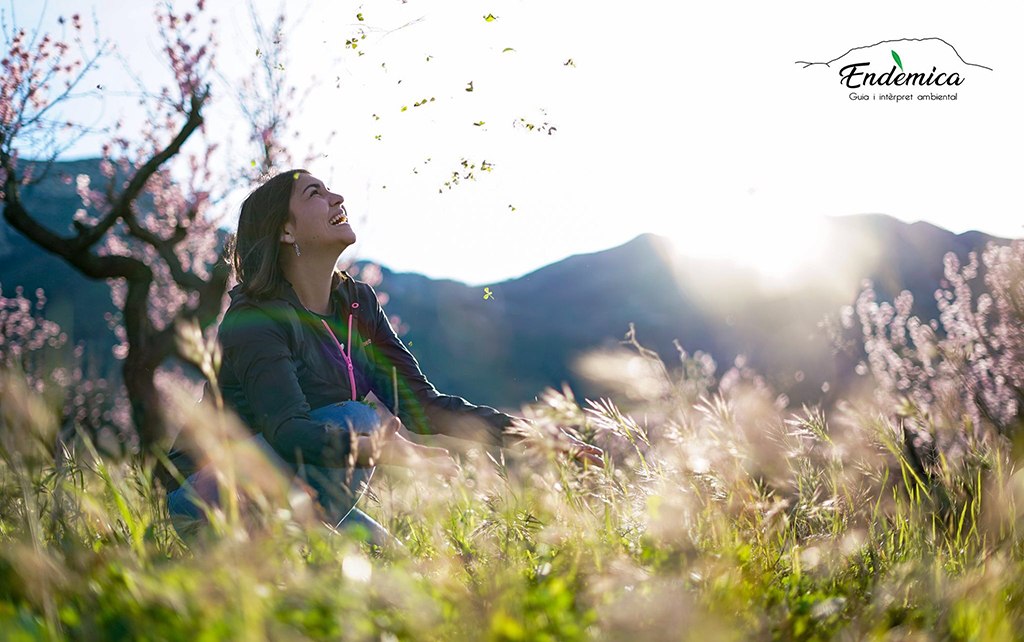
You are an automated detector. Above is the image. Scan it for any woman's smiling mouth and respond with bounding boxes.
[329,206,348,225]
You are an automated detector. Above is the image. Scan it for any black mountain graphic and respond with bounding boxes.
[796,37,992,71]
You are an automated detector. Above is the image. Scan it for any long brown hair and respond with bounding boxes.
[227,169,343,301]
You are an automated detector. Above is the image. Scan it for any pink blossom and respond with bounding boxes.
[854,240,1024,443]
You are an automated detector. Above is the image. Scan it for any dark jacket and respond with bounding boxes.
[165,269,528,490]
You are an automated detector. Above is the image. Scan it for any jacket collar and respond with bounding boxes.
[227,270,352,312]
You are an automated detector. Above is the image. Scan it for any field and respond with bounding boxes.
[3,243,1024,641]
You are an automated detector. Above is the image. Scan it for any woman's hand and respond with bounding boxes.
[384,434,461,477]
[513,425,604,467]
[361,418,460,478]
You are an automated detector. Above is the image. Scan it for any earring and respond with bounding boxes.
[293,242,301,257]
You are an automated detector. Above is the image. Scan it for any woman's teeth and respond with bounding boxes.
[329,213,347,225]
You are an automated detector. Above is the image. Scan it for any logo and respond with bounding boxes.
[797,37,992,102]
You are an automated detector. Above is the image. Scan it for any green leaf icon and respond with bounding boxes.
[891,50,903,71]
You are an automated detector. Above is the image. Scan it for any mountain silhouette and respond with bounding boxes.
[377,215,1010,410]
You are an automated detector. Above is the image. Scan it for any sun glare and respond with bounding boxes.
[663,211,832,292]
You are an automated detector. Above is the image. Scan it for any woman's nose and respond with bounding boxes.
[331,192,344,205]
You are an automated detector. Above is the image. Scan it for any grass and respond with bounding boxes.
[2,334,1024,641]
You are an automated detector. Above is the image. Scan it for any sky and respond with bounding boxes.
[8,0,1023,286]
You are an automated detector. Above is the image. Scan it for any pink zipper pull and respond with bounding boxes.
[321,318,357,401]
[347,313,353,366]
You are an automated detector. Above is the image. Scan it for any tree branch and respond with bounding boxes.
[73,88,208,252]
[123,208,204,291]
[1,86,208,267]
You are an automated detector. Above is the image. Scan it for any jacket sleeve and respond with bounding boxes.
[219,305,357,468]
[366,287,530,448]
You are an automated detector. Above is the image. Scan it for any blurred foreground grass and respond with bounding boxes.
[3,328,1024,641]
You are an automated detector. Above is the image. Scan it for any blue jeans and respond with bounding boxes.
[167,401,394,547]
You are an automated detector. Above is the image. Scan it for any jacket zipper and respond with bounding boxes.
[320,314,358,401]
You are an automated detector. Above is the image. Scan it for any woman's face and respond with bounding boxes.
[280,173,354,254]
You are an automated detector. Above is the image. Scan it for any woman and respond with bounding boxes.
[166,169,602,544]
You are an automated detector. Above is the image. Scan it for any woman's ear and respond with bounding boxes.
[280,222,295,244]
[279,210,296,244]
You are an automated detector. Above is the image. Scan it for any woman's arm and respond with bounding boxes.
[220,305,369,468]
[365,287,530,448]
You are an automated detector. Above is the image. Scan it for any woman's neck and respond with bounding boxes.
[280,252,337,315]
[292,279,334,315]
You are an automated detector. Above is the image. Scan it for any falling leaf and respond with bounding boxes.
[293,172,300,180]
[251,160,256,167]
[483,14,497,21]
[473,121,485,126]
[255,47,261,57]
[891,50,903,71]
[502,47,515,53]
[356,12,364,20]
[465,81,474,92]
[564,58,575,67]
[508,204,516,211]
[374,134,381,140]
[401,106,408,112]
[426,55,433,61]
[372,113,380,120]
